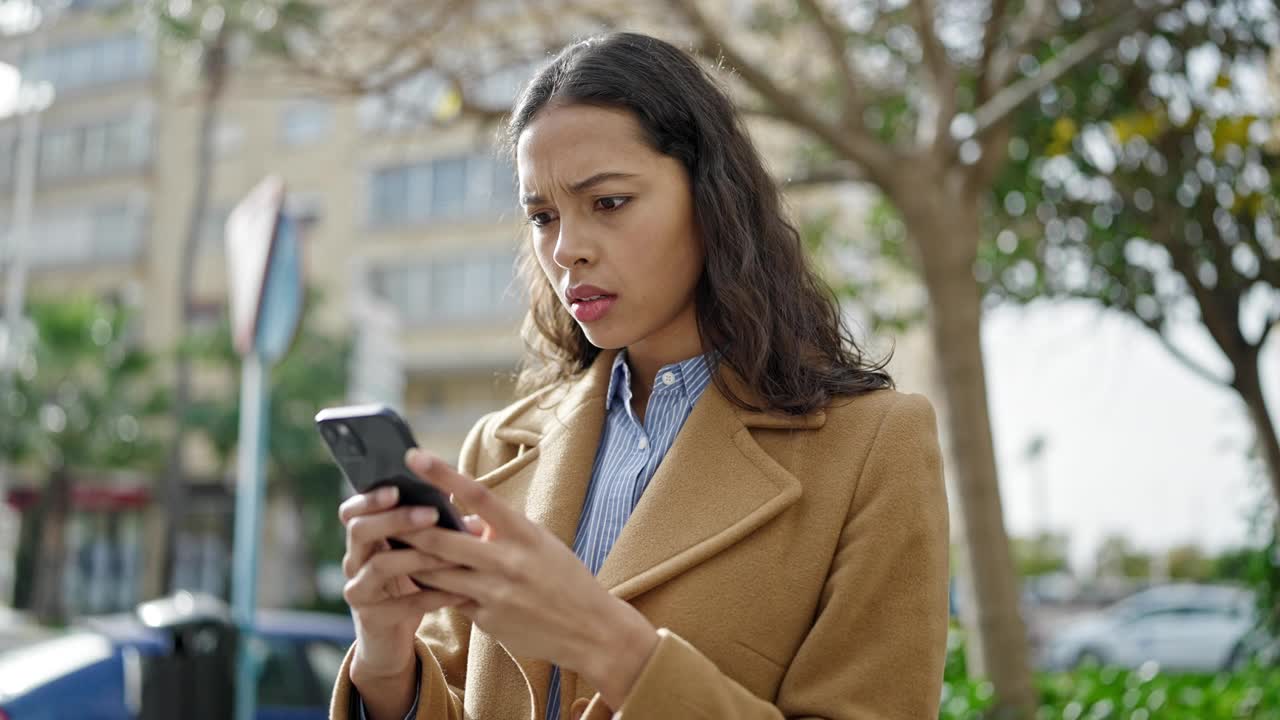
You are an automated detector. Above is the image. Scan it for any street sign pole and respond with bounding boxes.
[224,175,302,720]
[231,349,268,720]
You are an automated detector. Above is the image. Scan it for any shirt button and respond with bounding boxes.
[662,371,676,386]
[637,437,649,450]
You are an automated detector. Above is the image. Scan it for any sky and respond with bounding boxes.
[974,300,1278,573]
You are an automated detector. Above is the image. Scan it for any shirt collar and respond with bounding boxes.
[605,349,716,414]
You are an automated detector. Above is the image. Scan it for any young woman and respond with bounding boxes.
[332,32,949,720]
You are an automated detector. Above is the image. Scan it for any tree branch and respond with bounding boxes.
[796,0,865,129]
[1259,313,1279,349]
[781,165,866,187]
[1144,318,1232,387]
[1154,214,1249,364]
[978,0,1010,103]
[668,0,897,186]
[983,0,1056,99]
[971,4,1155,137]
[912,0,959,154]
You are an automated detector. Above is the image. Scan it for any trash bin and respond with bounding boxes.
[135,592,236,720]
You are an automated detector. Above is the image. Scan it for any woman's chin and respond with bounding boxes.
[578,324,635,352]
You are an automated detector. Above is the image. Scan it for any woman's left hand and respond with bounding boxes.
[401,448,659,708]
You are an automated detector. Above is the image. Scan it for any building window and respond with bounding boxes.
[19,202,148,267]
[38,128,78,178]
[37,113,151,182]
[368,153,515,227]
[368,252,519,326]
[0,129,15,188]
[92,204,145,262]
[279,100,333,147]
[213,120,244,157]
[430,156,467,217]
[22,33,152,95]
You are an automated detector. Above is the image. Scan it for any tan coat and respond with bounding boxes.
[331,350,950,719]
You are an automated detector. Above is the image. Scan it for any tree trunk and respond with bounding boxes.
[31,465,71,624]
[1231,347,1280,511]
[902,192,1037,719]
[156,29,230,598]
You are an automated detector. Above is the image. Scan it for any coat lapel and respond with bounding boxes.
[465,352,823,719]
[594,367,815,601]
[467,352,616,720]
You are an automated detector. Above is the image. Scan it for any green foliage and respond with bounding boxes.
[984,1,1280,344]
[1095,535,1154,580]
[0,298,169,472]
[941,631,1280,719]
[1014,533,1071,578]
[802,197,927,334]
[133,0,322,58]
[183,292,352,574]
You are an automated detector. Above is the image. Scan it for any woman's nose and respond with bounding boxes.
[552,220,597,268]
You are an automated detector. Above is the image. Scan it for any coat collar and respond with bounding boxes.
[473,349,824,716]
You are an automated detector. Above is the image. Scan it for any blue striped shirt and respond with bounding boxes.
[364,350,715,720]
[545,349,715,720]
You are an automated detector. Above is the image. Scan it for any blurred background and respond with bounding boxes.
[0,0,1276,718]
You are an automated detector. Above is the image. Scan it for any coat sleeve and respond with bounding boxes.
[330,412,499,720]
[583,393,951,720]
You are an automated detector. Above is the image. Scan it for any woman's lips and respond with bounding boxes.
[570,294,617,322]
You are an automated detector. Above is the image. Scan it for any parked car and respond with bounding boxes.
[1040,583,1258,672]
[0,593,354,720]
[0,608,50,657]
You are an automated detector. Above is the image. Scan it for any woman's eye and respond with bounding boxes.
[595,196,630,212]
[529,211,556,227]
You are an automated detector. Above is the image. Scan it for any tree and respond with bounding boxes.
[120,0,321,596]
[1012,532,1070,577]
[277,2,1183,713]
[0,298,168,622]
[985,0,1280,510]
[1095,534,1153,579]
[183,291,351,606]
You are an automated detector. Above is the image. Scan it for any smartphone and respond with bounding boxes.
[315,403,466,541]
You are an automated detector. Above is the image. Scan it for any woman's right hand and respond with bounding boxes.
[339,485,470,683]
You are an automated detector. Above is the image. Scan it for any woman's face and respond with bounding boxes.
[517,104,704,356]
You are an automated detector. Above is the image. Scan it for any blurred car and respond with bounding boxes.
[0,608,50,657]
[0,594,354,720]
[1040,583,1258,672]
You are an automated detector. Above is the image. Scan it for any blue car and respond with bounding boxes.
[0,593,354,720]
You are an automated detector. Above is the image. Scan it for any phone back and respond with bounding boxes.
[316,404,416,493]
[315,404,463,531]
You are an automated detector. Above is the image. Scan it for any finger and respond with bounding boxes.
[345,552,444,607]
[339,485,399,525]
[346,506,440,572]
[347,505,440,548]
[397,525,504,572]
[414,567,493,604]
[345,567,465,611]
[462,514,490,539]
[405,449,531,541]
[362,548,457,580]
[342,537,392,579]
[371,587,469,617]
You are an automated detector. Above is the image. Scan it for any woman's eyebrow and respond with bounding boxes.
[521,171,639,205]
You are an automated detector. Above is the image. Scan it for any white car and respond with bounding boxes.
[1041,583,1258,672]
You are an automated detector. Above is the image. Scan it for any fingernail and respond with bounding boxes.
[378,486,398,504]
[405,448,428,469]
[411,507,438,525]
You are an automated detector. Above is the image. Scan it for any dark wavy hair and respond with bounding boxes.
[504,32,892,415]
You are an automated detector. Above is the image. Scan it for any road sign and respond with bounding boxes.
[224,175,304,720]
[225,175,300,358]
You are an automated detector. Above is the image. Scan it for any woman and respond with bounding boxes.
[332,32,949,720]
